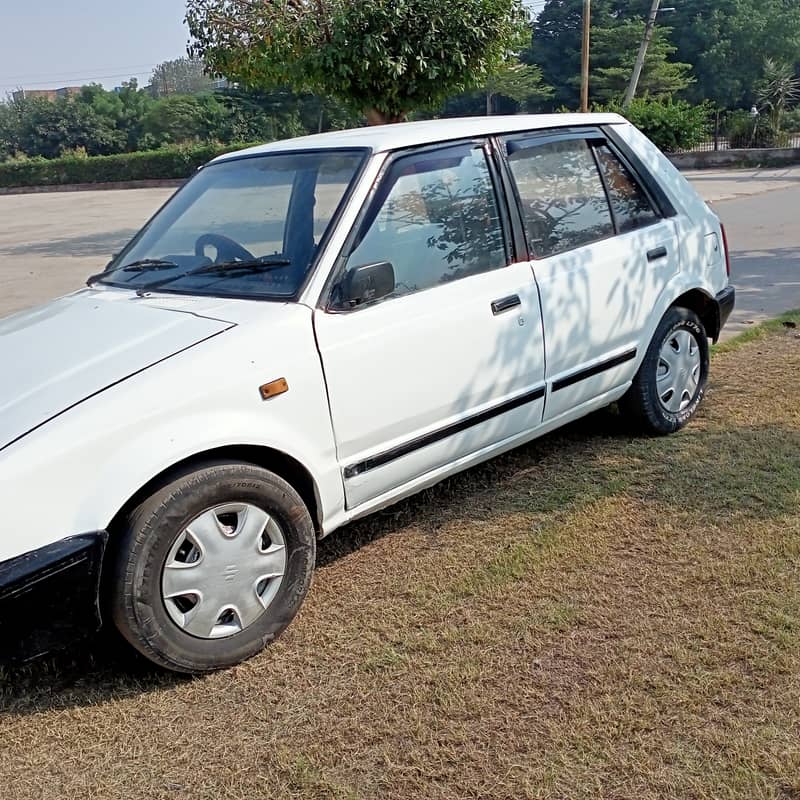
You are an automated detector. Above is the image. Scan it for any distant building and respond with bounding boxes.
[11,86,82,103]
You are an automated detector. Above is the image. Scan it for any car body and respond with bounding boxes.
[0,114,734,669]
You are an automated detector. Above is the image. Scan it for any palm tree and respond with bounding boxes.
[756,59,800,133]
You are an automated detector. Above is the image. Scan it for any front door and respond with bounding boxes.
[314,142,546,509]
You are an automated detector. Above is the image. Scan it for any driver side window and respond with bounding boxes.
[343,144,508,300]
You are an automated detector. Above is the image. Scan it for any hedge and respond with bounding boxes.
[595,98,710,154]
[0,142,263,189]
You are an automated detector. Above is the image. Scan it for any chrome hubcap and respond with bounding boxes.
[657,329,702,413]
[161,503,287,639]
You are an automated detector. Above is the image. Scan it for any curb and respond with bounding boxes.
[0,179,186,196]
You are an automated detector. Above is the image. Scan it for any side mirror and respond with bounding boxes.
[339,261,395,308]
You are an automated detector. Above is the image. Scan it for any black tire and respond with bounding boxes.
[110,461,315,673]
[620,306,710,436]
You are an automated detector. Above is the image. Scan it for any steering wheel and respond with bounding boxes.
[194,233,254,263]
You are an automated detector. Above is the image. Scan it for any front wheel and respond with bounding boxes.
[110,461,316,673]
[620,306,710,435]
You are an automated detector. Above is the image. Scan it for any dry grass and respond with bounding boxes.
[2,315,800,799]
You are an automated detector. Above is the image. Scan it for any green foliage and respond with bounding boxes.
[670,0,800,109]
[528,0,800,111]
[725,111,789,149]
[590,22,693,103]
[186,0,529,123]
[0,143,257,189]
[150,58,216,97]
[756,59,800,132]
[0,83,361,164]
[602,98,710,153]
[485,61,554,113]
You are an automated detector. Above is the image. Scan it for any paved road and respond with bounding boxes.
[0,167,798,340]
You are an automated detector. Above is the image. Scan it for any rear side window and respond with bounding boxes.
[345,144,507,299]
[594,144,660,233]
[506,138,614,258]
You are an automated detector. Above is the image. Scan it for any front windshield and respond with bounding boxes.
[99,149,367,298]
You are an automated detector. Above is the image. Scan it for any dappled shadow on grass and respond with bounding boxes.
[3,404,798,715]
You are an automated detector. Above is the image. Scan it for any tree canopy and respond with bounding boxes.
[526,0,800,110]
[186,0,529,124]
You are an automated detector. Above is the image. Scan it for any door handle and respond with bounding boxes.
[491,295,522,315]
[647,246,669,262]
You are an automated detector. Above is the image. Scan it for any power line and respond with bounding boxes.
[3,70,157,89]
[0,63,158,82]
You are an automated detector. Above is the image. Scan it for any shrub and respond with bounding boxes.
[725,110,790,148]
[0,142,262,189]
[598,98,710,153]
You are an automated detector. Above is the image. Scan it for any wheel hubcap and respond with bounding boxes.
[656,329,702,413]
[161,503,287,639]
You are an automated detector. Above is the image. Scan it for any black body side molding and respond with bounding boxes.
[344,385,546,479]
[552,349,638,393]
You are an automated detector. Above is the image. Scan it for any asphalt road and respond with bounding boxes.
[0,167,798,339]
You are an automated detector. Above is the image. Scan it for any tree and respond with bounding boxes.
[669,0,800,108]
[524,0,652,109]
[150,58,216,97]
[12,95,125,158]
[590,21,693,103]
[757,58,800,132]
[485,61,553,114]
[186,0,529,124]
[141,94,227,145]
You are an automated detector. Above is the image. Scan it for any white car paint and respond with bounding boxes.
[0,114,731,569]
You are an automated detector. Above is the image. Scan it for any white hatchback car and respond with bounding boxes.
[0,115,734,672]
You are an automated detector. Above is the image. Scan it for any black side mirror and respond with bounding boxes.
[339,261,395,308]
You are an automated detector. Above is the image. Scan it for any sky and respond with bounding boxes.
[0,0,190,98]
[0,0,546,99]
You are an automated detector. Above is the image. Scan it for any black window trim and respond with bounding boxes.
[321,137,515,313]
[601,125,677,218]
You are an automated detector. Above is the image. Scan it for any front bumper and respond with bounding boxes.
[0,532,107,663]
[716,286,736,334]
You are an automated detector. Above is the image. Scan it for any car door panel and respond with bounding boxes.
[315,263,545,508]
[314,142,546,509]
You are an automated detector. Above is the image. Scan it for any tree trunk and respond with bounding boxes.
[364,108,407,126]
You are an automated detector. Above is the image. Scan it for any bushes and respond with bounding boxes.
[725,110,791,148]
[602,98,710,153]
[0,142,260,189]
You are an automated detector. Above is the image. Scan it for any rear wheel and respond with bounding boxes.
[621,306,710,435]
[110,461,315,673]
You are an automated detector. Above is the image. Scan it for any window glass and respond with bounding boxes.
[595,145,659,233]
[344,145,507,299]
[101,151,365,299]
[507,138,614,258]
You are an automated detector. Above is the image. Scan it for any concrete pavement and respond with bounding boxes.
[0,168,798,340]
[685,165,800,203]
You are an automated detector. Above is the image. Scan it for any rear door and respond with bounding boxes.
[500,130,680,421]
[314,141,546,509]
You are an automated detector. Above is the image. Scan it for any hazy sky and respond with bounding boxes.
[0,0,546,99]
[0,0,190,97]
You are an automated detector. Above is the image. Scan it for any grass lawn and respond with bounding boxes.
[1,314,799,800]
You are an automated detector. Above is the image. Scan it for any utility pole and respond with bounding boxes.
[623,0,661,109]
[580,0,591,112]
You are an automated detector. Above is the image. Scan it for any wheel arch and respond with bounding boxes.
[670,288,721,343]
[107,444,324,538]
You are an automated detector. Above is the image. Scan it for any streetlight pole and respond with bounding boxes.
[580,0,591,112]
[623,0,662,109]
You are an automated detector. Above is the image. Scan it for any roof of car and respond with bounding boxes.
[212,113,629,162]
